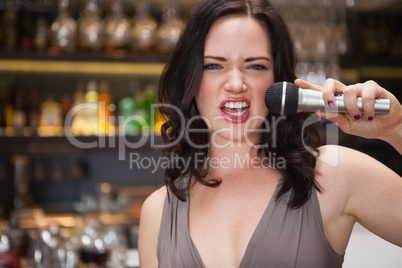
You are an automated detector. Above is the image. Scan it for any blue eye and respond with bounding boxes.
[203,64,222,70]
[250,65,267,70]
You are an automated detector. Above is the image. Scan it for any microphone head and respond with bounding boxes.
[265,82,299,115]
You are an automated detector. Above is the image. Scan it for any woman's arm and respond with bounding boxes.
[138,187,167,268]
[336,145,402,246]
[294,79,402,154]
[297,78,402,246]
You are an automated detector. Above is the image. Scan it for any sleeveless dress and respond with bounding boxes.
[157,178,344,267]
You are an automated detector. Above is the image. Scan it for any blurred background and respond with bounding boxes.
[0,0,401,267]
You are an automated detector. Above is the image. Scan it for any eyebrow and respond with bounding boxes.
[204,56,226,61]
[245,57,272,63]
[203,56,272,63]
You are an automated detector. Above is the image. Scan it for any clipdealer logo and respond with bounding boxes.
[129,151,287,174]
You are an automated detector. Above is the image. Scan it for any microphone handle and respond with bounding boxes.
[297,89,390,114]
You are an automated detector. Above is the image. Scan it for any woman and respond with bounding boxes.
[139,0,402,267]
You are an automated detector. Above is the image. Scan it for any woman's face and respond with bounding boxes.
[195,15,274,146]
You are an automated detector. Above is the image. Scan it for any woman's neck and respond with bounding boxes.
[206,140,262,173]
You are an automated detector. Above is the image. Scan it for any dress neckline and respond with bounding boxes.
[185,177,283,267]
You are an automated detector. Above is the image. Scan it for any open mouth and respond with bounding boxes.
[219,99,251,123]
[221,101,250,116]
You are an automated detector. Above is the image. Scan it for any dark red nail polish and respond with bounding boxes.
[354,115,361,120]
[368,116,373,121]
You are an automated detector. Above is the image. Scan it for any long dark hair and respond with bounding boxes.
[158,0,321,208]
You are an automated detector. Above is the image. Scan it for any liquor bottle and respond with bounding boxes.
[19,10,34,51]
[131,1,157,54]
[13,87,26,136]
[84,80,99,136]
[156,3,184,55]
[2,0,18,50]
[130,81,146,134]
[26,88,40,136]
[0,80,7,131]
[38,95,63,136]
[61,94,72,134]
[4,80,15,136]
[33,16,48,51]
[141,84,157,135]
[10,155,32,211]
[50,0,77,53]
[98,80,113,136]
[119,96,141,136]
[78,0,104,52]
[71,81,86,136]
[104,0,131,55]
[111,88,122,137]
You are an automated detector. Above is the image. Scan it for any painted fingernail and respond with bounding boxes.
[368,116,374,121]
[354,115,361,120]
[328,101,334,108]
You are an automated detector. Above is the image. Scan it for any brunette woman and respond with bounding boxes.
[139,0,402,267]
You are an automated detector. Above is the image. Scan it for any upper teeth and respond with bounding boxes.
[223,102,249,109]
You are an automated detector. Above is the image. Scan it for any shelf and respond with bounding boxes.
[1,58,400,79]
[0,59,166,76]
[340,66,402,82]
[359,66,402,80]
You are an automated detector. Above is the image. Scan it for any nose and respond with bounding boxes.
[223,69,247,93]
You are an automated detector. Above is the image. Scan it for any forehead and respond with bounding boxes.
[204,15,271,56]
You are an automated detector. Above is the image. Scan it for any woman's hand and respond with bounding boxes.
[294,78,402,153]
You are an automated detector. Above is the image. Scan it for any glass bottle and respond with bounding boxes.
[4,78,16,136]
[50,0,77,53]
[98,80,113,136]
[20,9,34,51]
[13,86,26,137]
[140,84,157,135]
[119,96,139,136]
[26,87,40,136]
[10,155,32,214]
[38,95,63,137]
[156,3,184,56]
[61,94,72,134]
[131,1,157,55]
[78,0,104,52]
[0,80,8,131]
[71,81,86,136]
[2,0,18,50]
[104,0,131,55]
[34,16,48,51]
[84,80,99,136]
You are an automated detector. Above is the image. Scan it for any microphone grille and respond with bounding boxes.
[265,82,284,115]
[284,83,299,115]
[265,82,299,115]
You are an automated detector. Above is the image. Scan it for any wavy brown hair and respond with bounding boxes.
[158,0,321,208]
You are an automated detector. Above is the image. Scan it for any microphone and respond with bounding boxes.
[265,82,390,116]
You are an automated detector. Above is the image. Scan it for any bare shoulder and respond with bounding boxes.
[141,186,168,218]
[138,186,167,267]
[140,185,167,236]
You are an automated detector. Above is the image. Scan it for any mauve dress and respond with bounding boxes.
[157,178,344,268]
